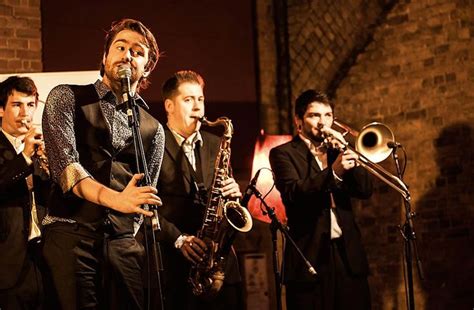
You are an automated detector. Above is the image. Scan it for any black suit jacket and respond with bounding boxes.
[156,126,241,285]
[269,136,372,283]
[0,131,48,289]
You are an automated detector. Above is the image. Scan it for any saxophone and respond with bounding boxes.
[189,116,253,298]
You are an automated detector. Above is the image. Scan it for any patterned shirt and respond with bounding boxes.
[42,79,165,232]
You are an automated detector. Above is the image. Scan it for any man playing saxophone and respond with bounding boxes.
[0,76,50,309]
[155,70,244,310]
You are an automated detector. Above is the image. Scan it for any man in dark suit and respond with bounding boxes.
[155,70,244,310]
[0,76,49,309]
[269,90,373,310]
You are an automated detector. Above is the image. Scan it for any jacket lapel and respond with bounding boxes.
[0,130,16,154]
[199,134,214,188]
[163,127,193,187]
[291,136,321,173]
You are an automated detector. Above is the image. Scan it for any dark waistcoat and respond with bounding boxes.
[48,84,159,235]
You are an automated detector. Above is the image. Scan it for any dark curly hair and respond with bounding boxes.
[100,18,159,92]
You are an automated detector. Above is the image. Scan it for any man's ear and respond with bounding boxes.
[142,70,150,78]
[294,116,302,131]
[164,98,173,114]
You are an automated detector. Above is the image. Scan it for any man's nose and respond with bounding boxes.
[192,101,201,110]
[19,105,29,116]
[122,49,132,62]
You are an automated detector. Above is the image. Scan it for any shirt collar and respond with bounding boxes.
[168,126,203,148]
[299,133,325,155]
[1,129,24,153]
[93,79,149,110]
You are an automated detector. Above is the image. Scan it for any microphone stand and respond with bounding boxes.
[251,186,317,310]
[123,90,165,310]
[391,147,424,310]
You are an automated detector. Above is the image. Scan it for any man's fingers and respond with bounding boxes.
[193,239,208,252]
[128,173,144,187]
[136,193,161,206]
[154,196,162,206]
[188,247,203,262]
[182,248,199,264]
[136,185,158,194]
[145,198,162,206]
[135,207,153,217]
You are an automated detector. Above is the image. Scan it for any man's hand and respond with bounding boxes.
[221,177,242,198]
[179,235,208,264]
[319,125,347,150]
[22,124,43,159]
[332,149,359,177]
[111,173,161,216]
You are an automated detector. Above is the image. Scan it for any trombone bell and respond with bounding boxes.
[356,122,395,164]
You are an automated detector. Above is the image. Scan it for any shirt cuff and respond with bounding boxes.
[174,234,188,249]
[59,162,91,193]
[332,169,343,184]
[22,152,33,166]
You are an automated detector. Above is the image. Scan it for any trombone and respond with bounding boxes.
[326,119,410,200]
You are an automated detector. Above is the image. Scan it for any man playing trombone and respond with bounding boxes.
[269,90,373,310]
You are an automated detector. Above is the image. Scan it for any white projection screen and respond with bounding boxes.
[0,71,99,124]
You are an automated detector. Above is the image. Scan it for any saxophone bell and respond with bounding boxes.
[224,201,253,232]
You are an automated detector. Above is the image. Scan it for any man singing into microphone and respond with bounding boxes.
[269,90,373,310]
[153,70,243,309]
[41,19,164,309]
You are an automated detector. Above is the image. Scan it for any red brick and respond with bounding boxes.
[7,59,21,69]
[15,28,40,39]
[0,4,13,16]
[15,49,40,59]
[13,7,39,18]
[7,38,28,49]
[28,38,41,50]
[0,48,15,58]
[0,28,14,38]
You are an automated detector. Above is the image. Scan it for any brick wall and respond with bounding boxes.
[0,0,42,73]
[0,0,42,117]
[336,1,474,308]
[256,0,474,308]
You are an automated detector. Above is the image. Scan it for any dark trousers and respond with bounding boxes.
[152,243,243,310]
[0,242,44,310]
[286,238,371,310]
[42,222,145,310]
[162,281,243,310]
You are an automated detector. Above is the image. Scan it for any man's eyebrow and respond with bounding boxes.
[113,38,146,48]
[113,39,128,44]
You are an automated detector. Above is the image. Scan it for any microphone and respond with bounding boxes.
[240,169,261,208]
[118,65,132,96]
[118,65,132,106]
[387,141,402,148]
[118,66,160,231]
